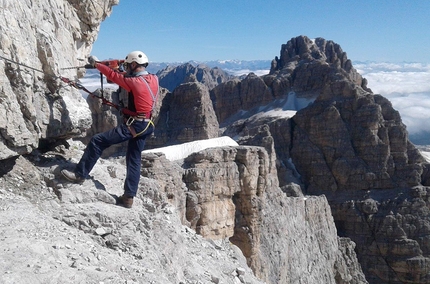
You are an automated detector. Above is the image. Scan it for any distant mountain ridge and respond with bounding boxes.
[146,59,271,75]
[155,62,234,92]
[97,59,428,76]
[82,59,271,79]
[81,59,271,95]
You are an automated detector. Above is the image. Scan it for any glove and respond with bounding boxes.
[88,55,99,67]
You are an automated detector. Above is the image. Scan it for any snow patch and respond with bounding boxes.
[226,69,270,77]
[419,150,430,163]
[143,136,239,161]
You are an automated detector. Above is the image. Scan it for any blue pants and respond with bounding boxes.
[75,120,154,197]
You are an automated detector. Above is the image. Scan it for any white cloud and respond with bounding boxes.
[355,62,430,73]
[389,93,430,133]
[356,62,430,140]
[362,71,430,94]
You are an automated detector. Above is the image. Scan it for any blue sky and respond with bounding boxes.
[92,0,430,63]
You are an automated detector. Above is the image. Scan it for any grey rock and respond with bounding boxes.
[157,63,233,92]
[2,1,416,282]
[95,227,107,236]
[146,81,220,148]
[0,0,118,160]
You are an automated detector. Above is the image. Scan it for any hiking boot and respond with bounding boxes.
[61,169,85,183]
[117,195,133,209]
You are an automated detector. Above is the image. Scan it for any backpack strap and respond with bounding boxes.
[139,75,159,112]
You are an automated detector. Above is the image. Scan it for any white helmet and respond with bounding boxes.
[125,51,148,65]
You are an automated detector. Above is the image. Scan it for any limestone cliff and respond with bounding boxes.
[220,36,430,283]
[145,81,220,149]
[0,136,367,283]
[0,146,265,284]
[0,0,118,160]
[212,36,370,125]
[0,1,418,283]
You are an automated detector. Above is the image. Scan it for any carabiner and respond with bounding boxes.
[126,117,135,127]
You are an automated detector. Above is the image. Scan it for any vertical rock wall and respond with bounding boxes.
[143,141,367,283]
[0,0,118,159]
[145,81,220,149]
[217,35,430,283]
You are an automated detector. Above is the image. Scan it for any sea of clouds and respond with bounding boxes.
[80,61,430,145]
[354,62,430,144]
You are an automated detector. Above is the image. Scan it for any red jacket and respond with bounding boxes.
[96,63,159,117]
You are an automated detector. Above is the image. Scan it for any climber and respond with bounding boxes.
[61,51,159,209]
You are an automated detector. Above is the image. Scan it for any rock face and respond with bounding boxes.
[271,36,364,86]
[212,73,274,124]
[212,36,369,125]
[0,137,366,283]
[0,146,265,284]
[141,142,366,284]
[146,81,220,148]
[294,89,430,282]
[222,111,300,190]
[219,36,430,283]
[157,62,233,92]
[275,40,430,283]
[1,2,426,282]
[0,0,119,160]
[291,86,426,193]
[182,147,241,239]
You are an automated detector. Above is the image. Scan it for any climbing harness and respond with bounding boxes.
[126,116,155,138]
[125,75,159,138]
[0,54,120,110]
